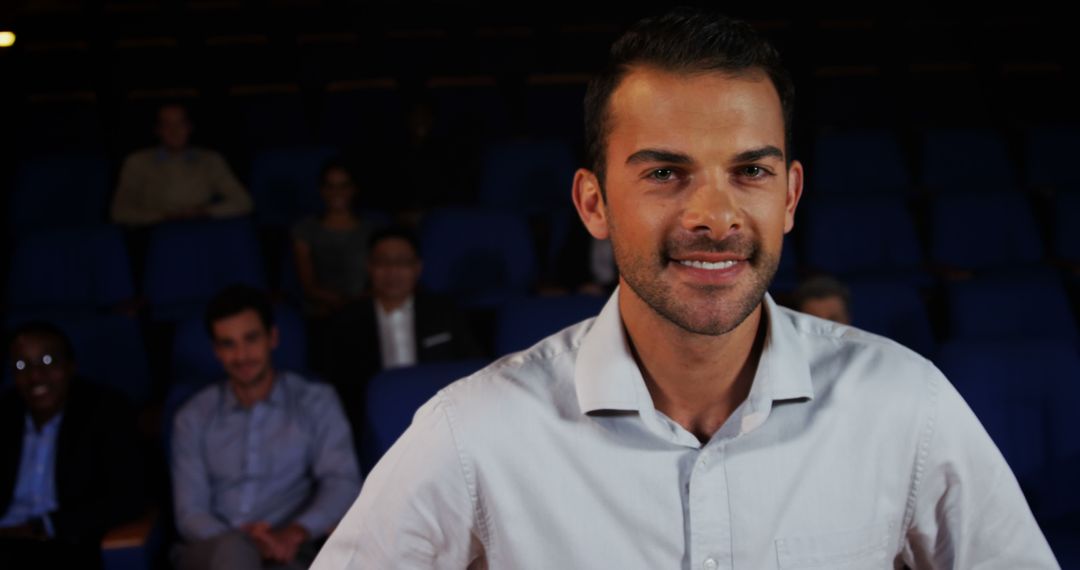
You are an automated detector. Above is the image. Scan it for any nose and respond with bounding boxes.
[680,175,742,238]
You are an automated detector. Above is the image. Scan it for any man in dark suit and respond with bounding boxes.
[320,227,482,444]
[0,322,144,569]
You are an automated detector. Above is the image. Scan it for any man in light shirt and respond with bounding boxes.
[171,285,360,570]
[313,9,1058,569]
[111,103,253,226]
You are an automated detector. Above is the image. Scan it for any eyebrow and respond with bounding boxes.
[733,145,785,163]
[625,149,694,166]
[625,145,785,167]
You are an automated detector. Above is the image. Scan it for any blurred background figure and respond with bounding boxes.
[170,285,359,570]
[318,227,481,443]
[290,159,374,318]
[0,322,144,569]
[111,103,253,226]
[791,275,853,325]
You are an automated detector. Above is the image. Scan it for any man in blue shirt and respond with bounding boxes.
[0,321,144,569]
[171,285,361,570]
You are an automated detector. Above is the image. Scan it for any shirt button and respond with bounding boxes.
[703,558,718,570]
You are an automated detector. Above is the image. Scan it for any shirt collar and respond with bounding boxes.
[375,296,415,319]
[221,371,287,411]
[574,287,814,418]
[155,146,195,162]
[23,411,64,435]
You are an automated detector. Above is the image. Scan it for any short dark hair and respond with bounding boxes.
[319,157,352,186]
[7,321,76,363]
[204,284,275,337]
[792,275,851,311]
[368,226,421,258]
[583,8,795,186]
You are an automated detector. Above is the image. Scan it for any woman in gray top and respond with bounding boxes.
[291,160,373,317]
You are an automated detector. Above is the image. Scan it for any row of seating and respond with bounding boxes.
[14,80,589,156]
[7,201,1078,313]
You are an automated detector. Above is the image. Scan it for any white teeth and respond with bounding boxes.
[31,385,48,396]
[679,260,738,270]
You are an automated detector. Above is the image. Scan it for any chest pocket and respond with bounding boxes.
[775,521,895,569]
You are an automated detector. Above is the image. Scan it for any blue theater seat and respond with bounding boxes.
[143,219,266,321]
[419,208,537,307]
[936,339,1080,564]
[6,226,134,318]
[364,359,489,467]
[801,195,924,278]
[848,280,936,358]
[1024,126,1080,190]
[811,130,910,195]
[10,153,111,235]
[1055,191,1080,264]
[930,191,1044,271]
[477,140,576,214]
[921,128,1016,194]
[494,294,606,356]
[945,273,1077,342]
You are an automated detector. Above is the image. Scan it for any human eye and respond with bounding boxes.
[646,168,679,183]
[737,165,773,180]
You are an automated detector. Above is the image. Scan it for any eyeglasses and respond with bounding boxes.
[13,354,63,373]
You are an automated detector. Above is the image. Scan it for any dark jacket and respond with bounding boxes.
[0,381,144,545]
[318,293,482,432]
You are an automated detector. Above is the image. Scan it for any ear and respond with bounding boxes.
[269,326,280,350]
[572,168,610,240]
[783,160,805,234]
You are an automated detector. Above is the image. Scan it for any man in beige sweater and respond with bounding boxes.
[111,103,253,226]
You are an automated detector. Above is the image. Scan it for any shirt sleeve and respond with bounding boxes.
[310,393,485,569]
[171,399,231,541]
[205,151,253,218]
[901,368,1060,568]
[111,153,164,225]
[292,385,363,538]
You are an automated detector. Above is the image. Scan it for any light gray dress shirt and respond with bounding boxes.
[313,289,1058,569]
[171,371,361,542]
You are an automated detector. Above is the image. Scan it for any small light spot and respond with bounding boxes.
[0,32,15,48]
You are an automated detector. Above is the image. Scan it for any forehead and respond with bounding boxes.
[372,237,418,258]
[158,106,188,123]
[324,167,351,182]
[606,66,785,162]
[211,309,267,338]
[11,333,64,357]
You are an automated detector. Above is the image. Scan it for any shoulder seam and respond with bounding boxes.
[436,391,491,552]
[901,366,941,536]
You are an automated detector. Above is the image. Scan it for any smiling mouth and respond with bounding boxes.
[677,259,741,270]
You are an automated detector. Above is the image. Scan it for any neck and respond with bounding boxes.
[231,368,276,408]
[621,288,767,443]
[323,209,355,224]
[377,295,411,313]
[30,408,60,432]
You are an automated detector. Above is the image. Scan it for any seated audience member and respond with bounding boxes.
[171,285,361,570]
[321,228,482,431]
[791,275,852,325]
[0,322,144,569]
[291,160,374,317]
[111,103,253,226]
